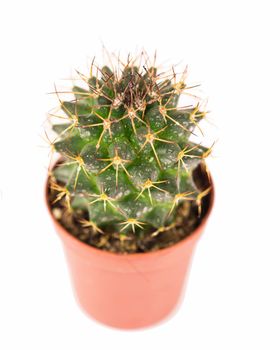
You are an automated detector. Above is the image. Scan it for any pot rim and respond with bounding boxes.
[45,163,215,259]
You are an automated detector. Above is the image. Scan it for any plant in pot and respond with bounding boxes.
[46,52,214,329]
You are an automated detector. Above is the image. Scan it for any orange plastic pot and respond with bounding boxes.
[46,170,214,329]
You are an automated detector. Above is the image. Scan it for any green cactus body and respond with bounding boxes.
[50,57,211,237]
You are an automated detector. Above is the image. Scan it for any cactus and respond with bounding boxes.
[48,53,212,241]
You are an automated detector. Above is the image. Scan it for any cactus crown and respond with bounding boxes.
[49,53,211,238]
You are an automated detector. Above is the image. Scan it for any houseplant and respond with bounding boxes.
[46,52,214,329]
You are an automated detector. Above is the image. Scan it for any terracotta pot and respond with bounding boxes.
[46,164,214,329]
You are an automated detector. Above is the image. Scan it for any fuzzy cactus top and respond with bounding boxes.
[49,54,211,237]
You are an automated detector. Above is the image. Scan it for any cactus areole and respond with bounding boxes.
[47,53,213,254]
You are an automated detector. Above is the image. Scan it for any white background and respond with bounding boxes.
[0,0,279,349]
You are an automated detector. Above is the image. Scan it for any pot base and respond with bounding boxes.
[63,241,193,329]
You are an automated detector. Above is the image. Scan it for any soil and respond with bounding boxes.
[47,163,211,254]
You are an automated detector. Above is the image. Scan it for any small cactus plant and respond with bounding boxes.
[48,52,212,249]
